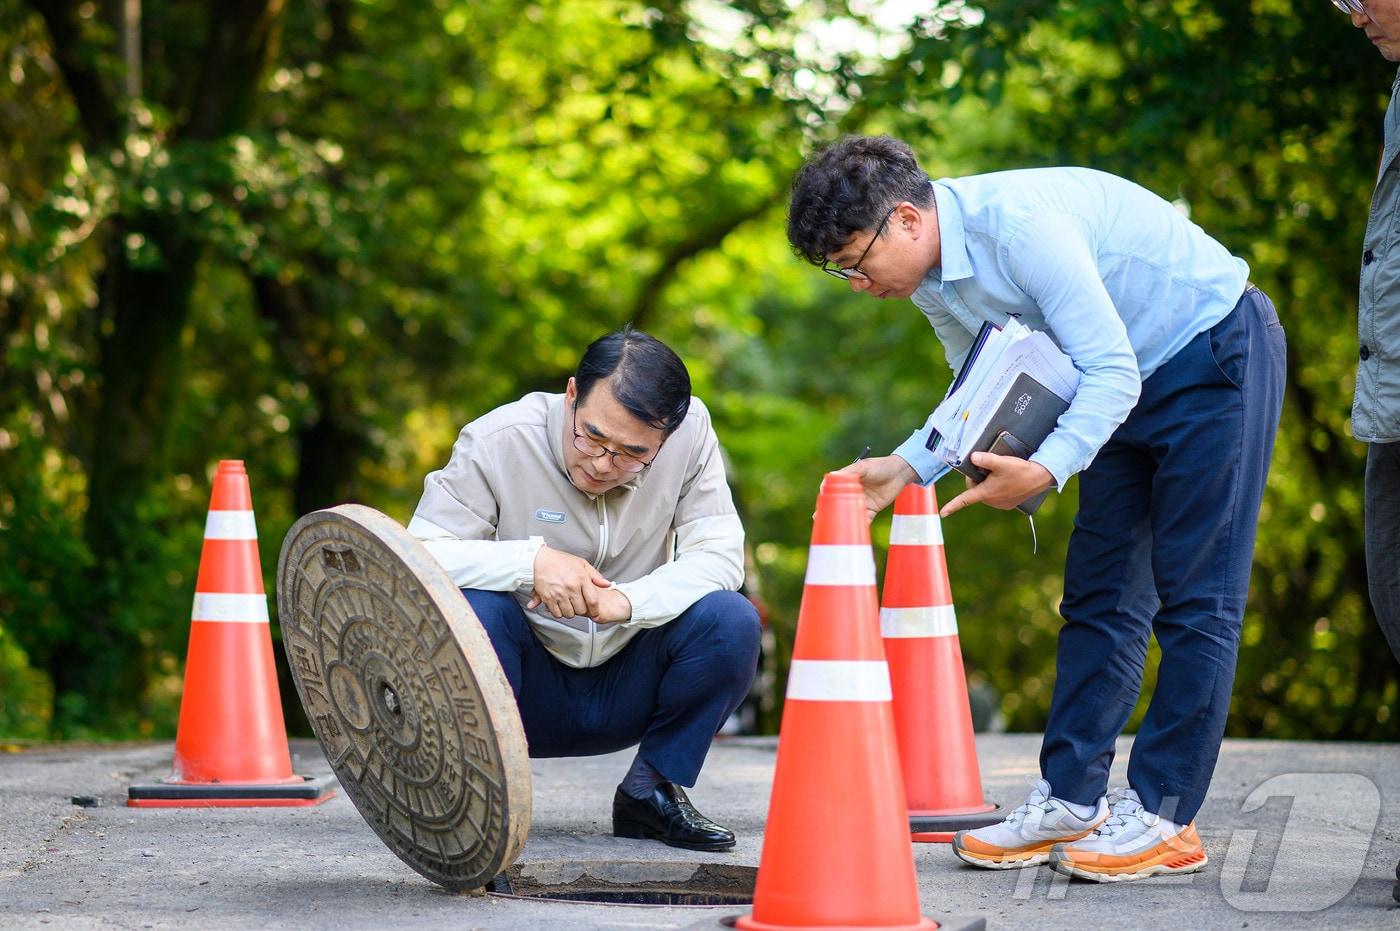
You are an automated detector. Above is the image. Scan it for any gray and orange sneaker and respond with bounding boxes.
[1049,788,1207,882]
[952,778,1107,870]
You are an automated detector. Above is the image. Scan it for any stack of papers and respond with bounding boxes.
[925,318,1081,477]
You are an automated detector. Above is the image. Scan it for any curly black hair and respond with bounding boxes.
[786,135,935,266]
[575,327,692,436]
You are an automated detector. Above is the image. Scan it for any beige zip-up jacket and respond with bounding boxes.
[408,391,745,668]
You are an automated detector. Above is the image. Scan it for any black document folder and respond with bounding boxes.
[927,371,1069,516]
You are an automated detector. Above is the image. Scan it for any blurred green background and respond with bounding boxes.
[1,0,1395,742]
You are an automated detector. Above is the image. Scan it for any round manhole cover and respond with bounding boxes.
[277,504,531,891]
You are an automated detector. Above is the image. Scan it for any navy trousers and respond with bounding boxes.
[1040,287,1286,825]
[1365,441,1400,664]
[462,589,760,787]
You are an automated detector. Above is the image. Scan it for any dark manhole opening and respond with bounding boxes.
[487,860,756,907]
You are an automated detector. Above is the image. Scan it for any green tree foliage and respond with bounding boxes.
[0,0,1393,740]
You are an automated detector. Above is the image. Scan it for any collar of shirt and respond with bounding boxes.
[914,180,973,304]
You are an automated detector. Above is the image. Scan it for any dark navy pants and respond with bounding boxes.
[1365,441,1400,664]
[462,589,760,787]
[1040,287,1286,825]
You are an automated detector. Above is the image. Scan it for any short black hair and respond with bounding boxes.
[574,328,692,435]
[787,134,935,266]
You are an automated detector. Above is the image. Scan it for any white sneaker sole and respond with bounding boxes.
[1048,850,1208,883]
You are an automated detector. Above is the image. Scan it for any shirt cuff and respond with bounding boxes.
[610,581,643,623]
[519,536,546,588]
[893,430,944,486]
[1029,442,1074,491]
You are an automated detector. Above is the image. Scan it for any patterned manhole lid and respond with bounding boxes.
[277,504,530,891]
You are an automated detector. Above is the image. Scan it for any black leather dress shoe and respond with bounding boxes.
[612,782,736,851]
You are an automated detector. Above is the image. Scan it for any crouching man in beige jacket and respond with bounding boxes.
[410,328,759,851]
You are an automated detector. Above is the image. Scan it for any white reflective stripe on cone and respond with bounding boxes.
[804,545,877,586]
[880,604,958,638]
[889,513,943,546]
[191,592,270,623]
[203,510,259,541]
[785,659,892,702]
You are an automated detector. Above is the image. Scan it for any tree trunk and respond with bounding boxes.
[53,220,202,732]
[31,0,290,732]
[248,274,370,517]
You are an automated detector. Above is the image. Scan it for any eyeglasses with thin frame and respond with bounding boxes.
[572,409,658,474]
[822,205,898,281]
[1332,0,1366,14]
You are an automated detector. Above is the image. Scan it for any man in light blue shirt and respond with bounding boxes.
[787,136,1286,882]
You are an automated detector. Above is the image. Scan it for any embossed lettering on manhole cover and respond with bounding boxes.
[276,504,530,891]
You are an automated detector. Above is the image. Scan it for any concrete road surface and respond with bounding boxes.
[1,734,1397,929]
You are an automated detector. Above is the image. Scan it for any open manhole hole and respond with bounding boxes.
[487,860,756,907]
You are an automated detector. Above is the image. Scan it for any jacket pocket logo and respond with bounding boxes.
[534,508,567,524]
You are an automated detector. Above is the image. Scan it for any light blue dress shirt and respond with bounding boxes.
[892,168,1249,489]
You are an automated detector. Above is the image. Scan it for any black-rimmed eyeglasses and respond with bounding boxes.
[572,410,657,473]
[822,205,897,281]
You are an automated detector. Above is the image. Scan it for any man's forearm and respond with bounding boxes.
[407,515,544,591]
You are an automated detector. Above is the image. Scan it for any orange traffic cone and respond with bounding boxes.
[128,461,336,807]
[882,483,1003,842]
[737,473,936,931]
